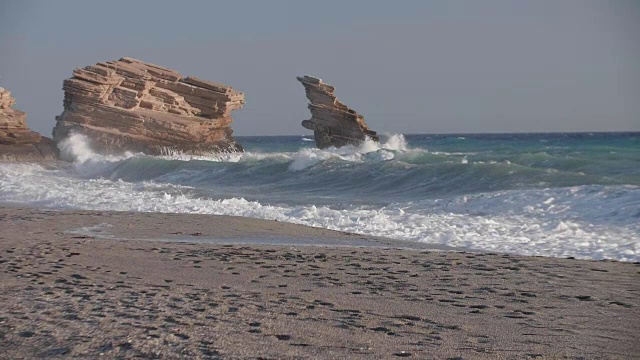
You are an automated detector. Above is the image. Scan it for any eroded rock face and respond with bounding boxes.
[53,57,245,156]
[0,87,58,161]
[297,75,378,149]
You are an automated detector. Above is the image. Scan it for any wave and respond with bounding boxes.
[2,132,638,261]
[0,160,638,261]
[51,133,639,204]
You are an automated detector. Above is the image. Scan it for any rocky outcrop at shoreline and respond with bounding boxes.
[298,75,378,149]
[0,87,58,161]
[53,57,245,156]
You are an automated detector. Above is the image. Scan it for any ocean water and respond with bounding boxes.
[1,132,639,261]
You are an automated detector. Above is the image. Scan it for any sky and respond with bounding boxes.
[0,0,638,136]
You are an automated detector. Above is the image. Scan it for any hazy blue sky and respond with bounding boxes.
[1,0,638,135]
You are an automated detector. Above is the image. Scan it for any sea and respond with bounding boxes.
[1,132,639,262]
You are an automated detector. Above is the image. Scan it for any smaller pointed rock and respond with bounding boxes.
[297,75,378,149]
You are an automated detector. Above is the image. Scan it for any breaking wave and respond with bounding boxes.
[1,132,638,261]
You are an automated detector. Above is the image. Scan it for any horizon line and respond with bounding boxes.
[235,130,640,137]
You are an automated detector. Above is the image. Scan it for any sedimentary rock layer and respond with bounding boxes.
[0,87,57,161]
[297,75,378,149]
[54,57,245,156]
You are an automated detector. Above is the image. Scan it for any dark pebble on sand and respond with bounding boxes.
[118,342,133,350]
[469,304,488,309]
[98,343,113,352]
[393,351,412,357]
[371,326,390,332]
[609,301,632,308]
[174,333,190,340]
[41,347,70,356]
[62,313,79,320]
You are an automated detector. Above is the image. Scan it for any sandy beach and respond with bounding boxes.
[1,206,639,359]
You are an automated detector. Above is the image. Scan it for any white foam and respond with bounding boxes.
[0,162,638,262]
[288,134,412,171]
[65,223,115,239]
[58,133,415,172]
[156,152,245,163]
[58,133,276,165]
[381,134,409,151]
[57,133,134,164]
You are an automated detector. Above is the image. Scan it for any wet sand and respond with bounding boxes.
[1,206,639,359]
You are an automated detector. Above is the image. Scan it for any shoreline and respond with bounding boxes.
[1,202,633,262]
[1,206,639,358]
[0,204,461,252]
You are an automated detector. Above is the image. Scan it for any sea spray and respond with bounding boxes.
[289,134,411,171]
[57,133,97,163]
[57,132,134,164]
[378,133,409,152]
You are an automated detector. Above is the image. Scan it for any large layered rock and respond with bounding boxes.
[0,87,58,161]
[54,57,245,155]
[298,75,378,149]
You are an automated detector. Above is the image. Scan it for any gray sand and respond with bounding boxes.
[1,206,639,359]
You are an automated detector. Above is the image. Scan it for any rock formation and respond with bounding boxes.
[53,57,245,156]
[0,87,58,161]
[297,75,378,149]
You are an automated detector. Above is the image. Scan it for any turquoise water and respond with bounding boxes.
[1,132,639,261]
